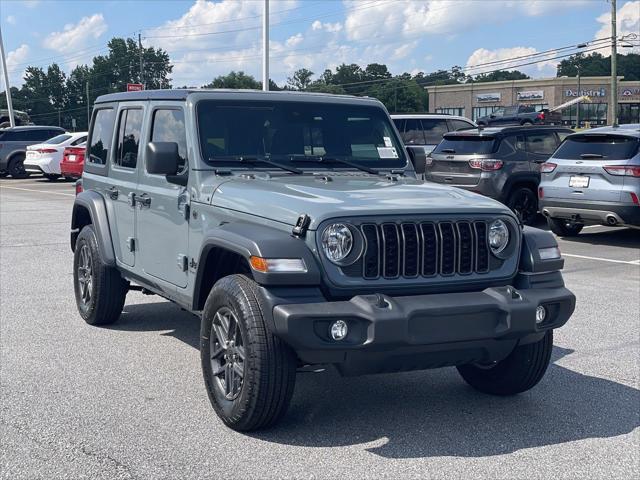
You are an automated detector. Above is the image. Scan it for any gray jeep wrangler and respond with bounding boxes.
[71,89,575,431]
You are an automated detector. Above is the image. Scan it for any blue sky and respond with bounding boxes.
[1,0,638,88]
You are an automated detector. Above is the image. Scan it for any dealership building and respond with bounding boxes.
[427,76,640,126]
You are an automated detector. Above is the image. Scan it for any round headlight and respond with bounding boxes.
[488,219,509,255]
[321,223,353,263]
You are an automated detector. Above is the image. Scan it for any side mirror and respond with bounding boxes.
[406,146,427,174]
[146,142,179,175]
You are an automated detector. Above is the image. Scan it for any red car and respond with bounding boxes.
[60,144,85,180]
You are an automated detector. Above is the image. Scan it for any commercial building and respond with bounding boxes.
[428,76,640,126]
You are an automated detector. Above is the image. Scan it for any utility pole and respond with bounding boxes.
[86,81,90,127]
[138,33,145,89]
[610,0,618,126]
[262,0,269,91]
[0,25,16,128]
[576,65,581,128]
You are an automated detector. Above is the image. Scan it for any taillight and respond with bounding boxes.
[541,162,557,173]
[75,180,83,196]
[468,159,503,171]
[538,187,544,199]
[537,112,545,120]
[425,156,433,166]
[630,192,639,205]
[37,148,58,154]
[603,165,640,177]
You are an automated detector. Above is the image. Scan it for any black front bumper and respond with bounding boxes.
[267,283,575,375]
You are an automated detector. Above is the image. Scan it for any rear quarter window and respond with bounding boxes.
[553,135,639,160]
[87,109,115,165]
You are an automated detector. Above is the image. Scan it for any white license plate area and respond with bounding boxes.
[569,175,590,188]
[67,155,76,162]
[26,151,37,158]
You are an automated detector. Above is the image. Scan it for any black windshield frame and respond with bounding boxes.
[196,99,408,171]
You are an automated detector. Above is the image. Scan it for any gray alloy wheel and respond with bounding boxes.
[77,244,93,307]
[210,306,246,401]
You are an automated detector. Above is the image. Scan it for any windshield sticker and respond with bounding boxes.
[383,136,393,147]
[377,147,398,159]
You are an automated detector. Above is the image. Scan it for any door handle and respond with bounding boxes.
[137,193,151,208]
[107,186,119,200]
[127,192,136,207]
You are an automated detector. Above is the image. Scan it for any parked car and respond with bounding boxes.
[60,143,86,180]
[476,105,562,127]
[24,132,87,180]
[428,126,573,225]
[539,125,640,236]
[0,109,32,128]
[71,89,575,431]
[391,114,476,154]
[0,125,66,178]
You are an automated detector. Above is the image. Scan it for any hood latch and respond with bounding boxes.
[292,214,311,237]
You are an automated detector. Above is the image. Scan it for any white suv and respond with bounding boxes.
[24,132,87,180]
[391,114,476,154]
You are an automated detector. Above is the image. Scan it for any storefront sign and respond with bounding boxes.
[621,88,640,97]
[516,90,544,101]
[565,87,606,97]
[476,92,501,102]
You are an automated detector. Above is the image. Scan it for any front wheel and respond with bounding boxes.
[457,330,553,395]
[73,225,128,325]
[507,187,538,225]
[201,274,297,431]
[547,217,584,237]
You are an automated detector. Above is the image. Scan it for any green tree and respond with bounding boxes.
[204,71,261,89]
[287,68,314,90]
[556,52,639,80]
[473,70,530,82]
[65,65,92,130]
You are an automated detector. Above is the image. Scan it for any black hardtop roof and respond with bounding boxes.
[444,125,573,138]
[0,125,65,132]
[94,88,380,106]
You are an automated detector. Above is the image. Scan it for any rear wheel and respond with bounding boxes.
[73,225,128,325]
[457,330,553,395]
[547,217,584,237]
[521,120,533,126]
[201,274,297,431]
[8,154,29,179]
[507,187,538,225]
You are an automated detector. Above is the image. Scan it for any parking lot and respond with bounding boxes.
[1,177,638,479]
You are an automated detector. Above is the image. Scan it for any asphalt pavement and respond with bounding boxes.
[1,177,638,479]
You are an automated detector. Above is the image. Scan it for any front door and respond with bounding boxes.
[107,106,144,267]
[136,106,190,288]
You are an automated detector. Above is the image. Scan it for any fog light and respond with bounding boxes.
[536,306,547,325]
[329,320,348,341]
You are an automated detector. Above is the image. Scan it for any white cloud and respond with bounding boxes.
[466,46,559,78]
[6,44,30,85]
[393,41,418,60]
[44,14,108,53]
[23,1,40,9]
[593,1,640,54]
[6,15,16,25]
[312,20,342,33]
[285,33,304,48]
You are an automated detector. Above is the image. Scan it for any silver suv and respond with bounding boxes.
[391,114,476,154]
[0,125,66,178]
[539,125,640,236]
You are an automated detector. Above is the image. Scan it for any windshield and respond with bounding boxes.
[433,136,498,155]
[197,100,407,170]
[553,135,639,160]
[44,134,72,145]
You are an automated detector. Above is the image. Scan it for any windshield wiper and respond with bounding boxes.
[286,154,379,175]
[208,155,302,174]
[580,153,605,159]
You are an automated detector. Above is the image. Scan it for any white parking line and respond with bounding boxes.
[563,253,640,265]
[0,185,74,197]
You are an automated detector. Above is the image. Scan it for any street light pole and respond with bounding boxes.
[610,0,618,126]
[262,0,269,91]
[0,25,16,128]
[576,65,581,128]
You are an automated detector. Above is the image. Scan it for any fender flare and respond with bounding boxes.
[193,222,322,297]
[71,190,116,266]
[519,226,564,273]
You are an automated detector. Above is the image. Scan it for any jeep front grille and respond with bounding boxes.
[359,221,490,279]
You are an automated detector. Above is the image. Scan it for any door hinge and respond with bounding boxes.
[177,254,188,272]
[127,237,136,252]
[189,258,198,272]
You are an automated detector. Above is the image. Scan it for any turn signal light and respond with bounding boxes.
[603,166,640,177]
[540,162,557,173]
[249,256,307,273]
[468,159,503,171]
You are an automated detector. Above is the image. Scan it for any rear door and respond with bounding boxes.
[428,135,497,186]
[525,130,561,168]
[419,118,449,153]
[543,134,640,202]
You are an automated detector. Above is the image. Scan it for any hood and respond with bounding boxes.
[208,173,511,229]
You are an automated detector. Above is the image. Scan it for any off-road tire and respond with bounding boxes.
[547,217,584,237]
[457,330,553,395]
[507,186,538,226]
[8,154,29,179]
[44,174,61,181]
[73,225,128,326]
[201,274,297,431]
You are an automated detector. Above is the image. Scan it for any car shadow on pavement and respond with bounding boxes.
[111,301,639,459]
[558,228,639,249]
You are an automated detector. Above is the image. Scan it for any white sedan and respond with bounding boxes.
[24,132,88,180]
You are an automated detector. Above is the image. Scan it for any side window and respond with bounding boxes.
[392,118,405,135]
[150,109,188,172]
[421,119,449,144]
[556,131,571,143]
[114,109,143,169]
[88,109,115,165]
[526,133,557,155]
[449,119,473,132]
[403,119,426,145]
[515,135,526,151]
[72,136,87,146]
